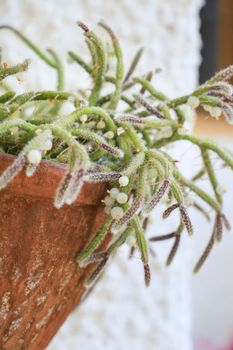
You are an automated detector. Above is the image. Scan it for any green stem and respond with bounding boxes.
[0,60,30,80]
[68,51,92,74]
[76,216,113,265]
[58,106,116,131]
[201,147,222,205]
[0,25,56,68]
[48,125,89,165]
[0,91,15,103]
[47,49,64,91]
[154,133,233,171]
[99,22,124,109]
[178,134,233,170]
[123,47,144,83]
[134,77,168,101]
[174,169,221,212]
[133,216,148,264]
[77,22,106,106]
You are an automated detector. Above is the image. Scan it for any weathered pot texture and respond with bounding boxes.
[0,153,109,350]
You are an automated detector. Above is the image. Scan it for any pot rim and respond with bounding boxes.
[0,152,107,206]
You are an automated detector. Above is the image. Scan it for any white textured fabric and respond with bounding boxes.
[0,1,204,349]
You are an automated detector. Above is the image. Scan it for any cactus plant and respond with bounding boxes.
[0,21,232,289]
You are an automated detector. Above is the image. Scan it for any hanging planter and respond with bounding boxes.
[0,21,232,350]
[0,153,110,349]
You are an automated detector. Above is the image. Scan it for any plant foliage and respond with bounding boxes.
[0,22,232,286]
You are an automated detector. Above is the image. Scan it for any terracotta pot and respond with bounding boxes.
[0,153,109,350]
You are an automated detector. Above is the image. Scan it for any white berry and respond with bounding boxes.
[177,127,188,136]
[216,185,227,195]
[40,140,53,151]
[203,104,212,112]
[109,188,120,199]
[67,96,74,104]
[25,164,37,177]
[181,104,193,119]
[104,206,112,214]
[119,176,129,187]
[117,127,125,136]
[111,206,124,220]
[118,150,125,159]
[160,126,173,138]
[103,195,115,206]
[96,120,105,129]
[116,192,128,204]
[80,115,88,123]
[126,235,136,246]
[184,194,194,207]
[137,132,143,139]
[35,128,42,135]
[79,99,88,108]
[27,150,42,164]
[87,121,96,129]
[66,196,73,205]
[187,96,200,109]
[210,106,222,118]
[104,131,114,140]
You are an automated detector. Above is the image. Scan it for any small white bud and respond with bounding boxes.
[104,131,115,140]
[116,192,128,204]
[67,96,74,103]
[111,224,126,235]
[187,96,200,109]
[137,132,143,139]
[111,206,124,220]
[27,150,42,165]
[160,126,173,138]
[177,127,189,136]
[87,144,94,152]
[80,115,88,123]
[104,206,112,214]
[103,195,115,206]
[181,104,194,119]
[96,120,106,129]
[119,176,129,187]
[35,129,42,135]
[117,127,125,136]
[118,150,125,159]
[126,235,136,247]
[148,178,156,186]
[203,104,212,112]
[87,121,96,129]
[216,185,227,195]
[16,73,24,84]
[109,188,120,199]
[25,164,37,177]
[184,194,194,207]
[210,106,222,118]
[79,99,88,108]
[66,196,73,205]
[40,140,53,151]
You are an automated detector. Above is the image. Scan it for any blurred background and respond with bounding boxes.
[193,1,233,349]
[0,1,233,349]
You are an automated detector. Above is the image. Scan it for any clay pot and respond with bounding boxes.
[0,153,109,350]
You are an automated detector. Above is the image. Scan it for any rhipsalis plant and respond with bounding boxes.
[0,22,232,287]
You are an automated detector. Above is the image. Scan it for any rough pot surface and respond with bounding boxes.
[0,153,108,350]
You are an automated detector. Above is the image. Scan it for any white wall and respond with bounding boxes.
[0,1,204,349]
[191,135,233,349]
